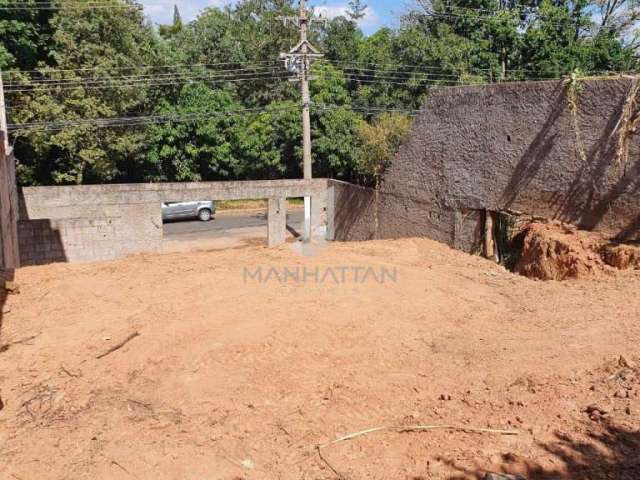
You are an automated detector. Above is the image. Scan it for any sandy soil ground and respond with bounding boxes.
[1,238,639,480]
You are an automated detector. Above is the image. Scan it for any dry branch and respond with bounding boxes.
[96,331,140,359]
[614,77,640,166]
[318,424,519,449]
[315,445,349,479]
[0,333,41,353]
[59,365,82,378]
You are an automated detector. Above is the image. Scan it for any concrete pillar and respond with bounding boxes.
[325,183,336,241]
[267,197,287,247]
[310,193,327,240]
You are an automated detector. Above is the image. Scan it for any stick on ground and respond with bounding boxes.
[318,424,519,449]
[96,331,140,359]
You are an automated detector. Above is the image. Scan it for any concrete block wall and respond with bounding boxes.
[327,180,376,241]
[18,179,330,265]
[18,217,122,265]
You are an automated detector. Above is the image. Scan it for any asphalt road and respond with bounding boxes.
[162,209,304,240]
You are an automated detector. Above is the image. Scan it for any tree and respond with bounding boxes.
[11,0,160,185]
[594,0,639,46]
[171,0,299,107]
[173,4,182,27]
[403,0,637,81]
[147,83,290,181]
[322,16,364,63]
[3,0,638,188]
[147,83,246,181]
[347,0,367,21]
[159,5,184,38]
[357,112,412,235]
[310,63,364,179]
[357,112,411,185]
[0,0,54,70]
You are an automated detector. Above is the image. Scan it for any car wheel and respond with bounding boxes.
[198,209,212,222]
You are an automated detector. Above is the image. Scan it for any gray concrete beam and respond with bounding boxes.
[20,179,329,214]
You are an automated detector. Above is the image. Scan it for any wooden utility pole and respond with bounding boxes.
[0,69,19,274]
[0,131,19,274]
[299,0,312,182]
[0,69,8,152]
[280,1,324,242]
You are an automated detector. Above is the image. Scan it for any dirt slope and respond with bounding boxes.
[0,238,639,479]
[514,221,640,281]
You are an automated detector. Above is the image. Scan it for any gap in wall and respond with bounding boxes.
[160,198,304,253]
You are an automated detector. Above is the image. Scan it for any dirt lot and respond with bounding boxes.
[0,238,639,480]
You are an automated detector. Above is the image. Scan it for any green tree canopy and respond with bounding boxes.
[1,0,637,187]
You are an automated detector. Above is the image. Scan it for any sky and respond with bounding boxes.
[140,0,407,35]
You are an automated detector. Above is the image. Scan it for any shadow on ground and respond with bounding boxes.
[445,420,640,480]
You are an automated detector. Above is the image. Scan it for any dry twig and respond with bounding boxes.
[315,446,348,479]
[59,365,82,378]
[96,331,140,359]
[0,334,41,353]
[318,424,519,449]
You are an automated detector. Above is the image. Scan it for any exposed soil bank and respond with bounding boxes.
[514,220,640,281]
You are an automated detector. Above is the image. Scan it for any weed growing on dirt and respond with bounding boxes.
[495,211,524,271]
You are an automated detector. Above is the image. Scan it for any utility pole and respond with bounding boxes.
[280,0,324,242]
[0,69,19,272]
[0,69,8,152]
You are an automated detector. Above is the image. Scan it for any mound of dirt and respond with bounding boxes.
[514,221,612,280]
[512,220,640,281]
[602,243,640,270]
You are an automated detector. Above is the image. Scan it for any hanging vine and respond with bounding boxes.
[564,69,587,163]
[614,76,640,167]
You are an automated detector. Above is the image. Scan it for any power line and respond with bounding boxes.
[3,66,284,87]
[2,59,630,88]
[4,73,293,93]
[316,104,422,116]
[330,66,561,81]
[7,104,302,132]
[7,102,424,133]
[0,1,142,10]
[3,63,570,94]
[0,60,281,78]
[323,59,578,77]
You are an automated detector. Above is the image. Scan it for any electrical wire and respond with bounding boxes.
[7,102,427,132]
[3,66,284,87]
[320,59,572,78]
[4,73,293,93]
[7,104,301,132]
[0,1,143,10]
[1,60,281,78]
